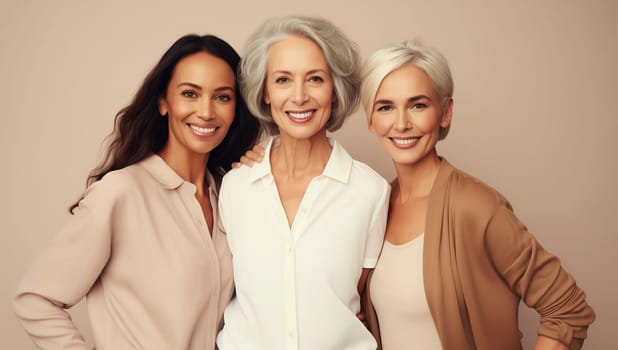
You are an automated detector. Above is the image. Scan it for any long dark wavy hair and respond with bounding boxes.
[70,34,260,212]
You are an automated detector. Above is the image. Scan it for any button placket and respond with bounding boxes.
[283,239,298,350]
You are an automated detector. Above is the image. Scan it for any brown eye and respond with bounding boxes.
[215,94,232,102]
[308,76,324,83]
[182,91,198,98]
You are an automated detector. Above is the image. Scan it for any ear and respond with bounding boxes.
[367,111,376,133]
[440,97,454,128]
[158,95,168,116]
[264,89,271,105]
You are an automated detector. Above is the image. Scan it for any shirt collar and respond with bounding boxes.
[249,136,353,184]
[249,137,276,182]
[322,137,353,183]
[139,154,217,195]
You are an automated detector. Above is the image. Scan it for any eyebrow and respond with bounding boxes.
[270,69,328,76]
[176,82,234,92]
[374,94,431,105]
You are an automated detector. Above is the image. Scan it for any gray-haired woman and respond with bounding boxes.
[216,16,390,350]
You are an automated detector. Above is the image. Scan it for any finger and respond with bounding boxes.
[239,155,255,166]
[254,145,266,156]
[245,150,263,162]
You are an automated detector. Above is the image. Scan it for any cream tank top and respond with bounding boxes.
[369,234,442,349]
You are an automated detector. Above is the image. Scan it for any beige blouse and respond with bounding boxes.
[370,235,441,350]
[14,154,234,350]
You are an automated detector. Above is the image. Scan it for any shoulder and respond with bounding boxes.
[219,165,256,202]
[97,163,149,191]
[350,159,390,194]
[220,164,252,188]
[351,159,388,184]
[329,138,389,190]
[442,163,510,219]
[80,162,154,208]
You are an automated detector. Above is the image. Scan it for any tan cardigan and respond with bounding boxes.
[363,159,595,350]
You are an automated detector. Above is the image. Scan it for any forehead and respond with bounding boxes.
[266,35,329,71]
[170,51,235,84]
[376,64,436,97]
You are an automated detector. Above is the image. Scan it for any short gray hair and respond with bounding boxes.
[361,40,454,140]
[240,15,361,135]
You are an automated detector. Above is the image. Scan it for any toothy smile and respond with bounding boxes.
[287,111,313,120]
[189,124,216,134]
[390,137,419,147]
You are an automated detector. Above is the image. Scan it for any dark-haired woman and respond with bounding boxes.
[13,34,259,349]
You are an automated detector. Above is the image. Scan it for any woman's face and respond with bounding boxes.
[159,51,236,160]
[264,35,335,141]
[369,64,452,167]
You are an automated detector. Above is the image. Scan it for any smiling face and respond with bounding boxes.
[369,64,452,168]
[264,35,335,142]
[158,51,236,161]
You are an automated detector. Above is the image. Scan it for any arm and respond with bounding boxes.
[14,182,115,349]
[357,268,371,296]
[355,268,372,323]
[534,335,569,350]
[485,202,595,350]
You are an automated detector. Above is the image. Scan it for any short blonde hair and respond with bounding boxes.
[361,41,454,140]
[240,15,361,135]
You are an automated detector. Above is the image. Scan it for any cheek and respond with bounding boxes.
[219,104,236,124]
[320,87,336,105]
[166,98,190,117]
[414,113,441,134]
[369,116,391,135]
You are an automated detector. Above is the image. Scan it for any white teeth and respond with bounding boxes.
[288,111,312,119]
[392,137,418,145]
[190,124,216,133]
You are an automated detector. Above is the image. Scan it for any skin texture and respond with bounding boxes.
[264,35,335,225]
[158,51,236,232]
[369,64,452,246]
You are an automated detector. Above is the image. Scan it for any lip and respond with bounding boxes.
[286,109,315,124]
[188,123,218,137]
[389,136,420,149]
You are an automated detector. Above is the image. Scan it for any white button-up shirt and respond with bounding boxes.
[217,136,390,350]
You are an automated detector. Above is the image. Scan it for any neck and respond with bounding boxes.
[158,146,209,195]
[271,130,332,179]
[393,149,441,203]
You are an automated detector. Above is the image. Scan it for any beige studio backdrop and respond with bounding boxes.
[1,0,616,348]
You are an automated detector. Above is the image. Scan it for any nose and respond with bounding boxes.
[291,81,309,104]
[198,97,215,120]
[394,109,412,131]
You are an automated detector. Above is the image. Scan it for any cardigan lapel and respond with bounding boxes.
[424,158,477,350]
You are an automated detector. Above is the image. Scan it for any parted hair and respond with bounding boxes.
[361,40,454,140]
[239,15,361,135]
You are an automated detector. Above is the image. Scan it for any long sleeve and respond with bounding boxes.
[13,181,115,349]
[485,202,596,350]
